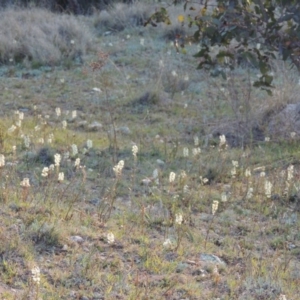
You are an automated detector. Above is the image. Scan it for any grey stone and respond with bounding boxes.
[87,121,102,131]
[117,126,131,135]
[70,236,84,244]
[199,253,226,266]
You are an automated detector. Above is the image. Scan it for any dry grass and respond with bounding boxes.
[0,8,95,66]
[92,1,153,34]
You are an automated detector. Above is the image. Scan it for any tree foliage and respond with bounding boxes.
[145,0,300,94]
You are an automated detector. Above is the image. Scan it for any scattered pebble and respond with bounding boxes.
[117,126,131,135]
[87,121,102,131]
[156,159,165,166]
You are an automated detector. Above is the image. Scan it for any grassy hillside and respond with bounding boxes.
[0,2,299,299]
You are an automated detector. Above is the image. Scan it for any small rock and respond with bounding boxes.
[87,121,102,131]
[77,120,88,128]
[70,236,84,244]
[141,178,152,185]
[92,87,102,93]
[117,126,131,135]
[156,159,165,166]
[199,253,226,266]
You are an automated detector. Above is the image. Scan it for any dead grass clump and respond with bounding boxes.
[0,8,94,66]
[93,2,152,33]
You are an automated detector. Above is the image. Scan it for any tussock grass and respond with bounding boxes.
[0,8,94,66]
[93,1,152,34]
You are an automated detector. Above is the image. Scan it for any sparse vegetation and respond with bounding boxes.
[0,1,299,300]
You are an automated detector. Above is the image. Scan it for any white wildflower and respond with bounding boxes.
[62,120,67,129]
[194,136,199,146]
[192,147,201,156]
[20,178,30,187]
[113,160,124,177]
[169,172,176,183]
[74,158,80,168]
[163,238,173,248]
[245,168,251,177]
[183,184,189,194]
[54,153,61,167]
[23,136,30,148]
[200,176,209,185]
[140,38,145,46]
[231,167,237,178]
[0,154,5,167]
[265,137,270,142]
[221,192,228,202]
[31,266,40,286]
[290,132,296,139]
[171,70,178,77]
[72,110,77,119]
[246,187,253,199]
[41,167,49,177]
[132,144,138,157]
[232,160,239,168]
[175,213,183,225]
[38,138,44,144]
[86,139,93,149]
[264,180,272,198]
[16,120,22,127]
[71,144,78,156]
[219,134,227,150]
[58,172,64,182]
[55,107,61,117]
[287,165,294,181]
[153,168,159,184]
[212,200,219,215]
[107,232,115,244]
[183,147,189,157]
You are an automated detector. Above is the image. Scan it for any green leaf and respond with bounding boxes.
[259,61,270,74]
